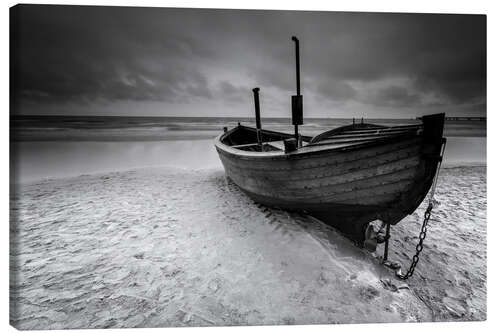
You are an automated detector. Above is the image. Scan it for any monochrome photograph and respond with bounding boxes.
[9,4,486,330]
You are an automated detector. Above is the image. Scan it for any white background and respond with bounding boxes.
[1,1,497,332]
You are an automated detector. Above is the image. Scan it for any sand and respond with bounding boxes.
[9,165,486,329]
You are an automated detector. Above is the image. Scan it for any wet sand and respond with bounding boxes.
[9,165,486,329]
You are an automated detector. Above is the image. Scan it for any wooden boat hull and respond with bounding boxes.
[215,114,445,244]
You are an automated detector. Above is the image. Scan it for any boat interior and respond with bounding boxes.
[221,126,312,152]
[221,123,423,153]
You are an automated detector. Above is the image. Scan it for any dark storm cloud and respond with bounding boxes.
[246,12,486,108]
[11,5,215,105]
[216,81,248,103]
[11,5,486,115]
[316,80,357,102]
[364,85,422,108]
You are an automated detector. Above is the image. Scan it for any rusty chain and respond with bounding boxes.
[396,203,432,280]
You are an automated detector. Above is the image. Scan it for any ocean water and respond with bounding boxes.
[11,115,486,141]
[10,116,486,183]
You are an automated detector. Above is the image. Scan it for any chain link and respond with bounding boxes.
[396,203,432,280]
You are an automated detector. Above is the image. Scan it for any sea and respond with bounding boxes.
[10,116,486,183]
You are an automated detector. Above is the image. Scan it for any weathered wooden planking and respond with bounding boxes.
[305,133,414,146]
[220,145,421,184]
[227,163,420,202]
[292,137,421,155]
[309,124,421,143]
[315,129,420,141]
[331,124,421,135]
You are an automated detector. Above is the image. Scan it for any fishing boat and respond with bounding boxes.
[214,37,446,252]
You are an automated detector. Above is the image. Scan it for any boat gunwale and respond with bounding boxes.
[214,128,422,161]
[309,123,422,142]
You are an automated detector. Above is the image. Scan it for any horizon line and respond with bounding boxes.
[11,114,487,120]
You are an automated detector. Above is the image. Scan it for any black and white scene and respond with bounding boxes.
[9,4,486,330]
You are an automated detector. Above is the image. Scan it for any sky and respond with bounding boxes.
[11,5,486,118]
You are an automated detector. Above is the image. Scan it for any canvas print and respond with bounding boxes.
[10,4,486,330]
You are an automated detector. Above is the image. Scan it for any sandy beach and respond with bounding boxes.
[10,163,486,329]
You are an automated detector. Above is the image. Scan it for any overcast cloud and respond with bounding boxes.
[11,5,486,118]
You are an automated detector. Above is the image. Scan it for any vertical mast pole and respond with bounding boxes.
[252,87,262,148]
[292,36,301,96]
[291,36,303,144]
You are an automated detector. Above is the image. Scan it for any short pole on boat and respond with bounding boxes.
[291,36,303,144]
[252,87,263,148]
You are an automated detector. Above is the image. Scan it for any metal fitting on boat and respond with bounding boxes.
[283,138,298,153]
